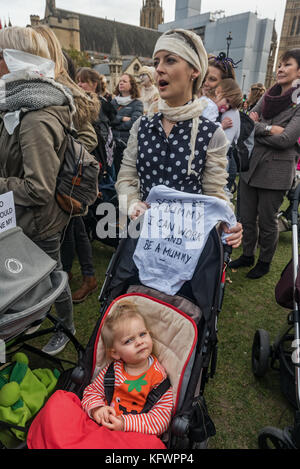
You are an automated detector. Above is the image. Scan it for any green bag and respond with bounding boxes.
[0,353,60,444]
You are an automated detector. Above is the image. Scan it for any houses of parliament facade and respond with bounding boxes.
[27,0,300,90]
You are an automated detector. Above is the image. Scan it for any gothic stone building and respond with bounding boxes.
[277,0,300,67]
[30,0,163,90]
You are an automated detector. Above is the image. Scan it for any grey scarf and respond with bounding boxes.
[0,77,75,134]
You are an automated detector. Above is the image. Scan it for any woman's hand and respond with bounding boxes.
[102,415,124,432]
[222,117,233,130]
[130,201,150,220]
[221,222,243,249]
[122,116,131,122]
[249,112,259,122]
[270,125,284,135]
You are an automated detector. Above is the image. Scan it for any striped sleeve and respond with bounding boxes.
[122,386,173,435]
[81,365,108,417]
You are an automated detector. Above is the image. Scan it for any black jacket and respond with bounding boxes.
[111,98,143,143]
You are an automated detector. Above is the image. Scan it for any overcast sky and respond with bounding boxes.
[0,0,287,38]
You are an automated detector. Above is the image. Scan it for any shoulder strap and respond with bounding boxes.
[140,377,171,414]
[104,362,115,405]
[104,364,171,412]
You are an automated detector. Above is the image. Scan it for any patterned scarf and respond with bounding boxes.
[0,72,75,134]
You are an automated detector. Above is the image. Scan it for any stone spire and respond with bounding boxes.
[109,26,123,93]
[45,0,56,18]
[277,0,300,67]
[140,0,164,30]
[110,26,121,60]
[265,19,278,89]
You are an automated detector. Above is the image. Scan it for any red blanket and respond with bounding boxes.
[27,390,166,449]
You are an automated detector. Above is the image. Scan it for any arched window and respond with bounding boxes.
[291,15,297,35]
[134,63,140,73]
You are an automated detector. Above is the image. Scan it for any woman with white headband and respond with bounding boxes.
[116,29,242,248]
[0,27,97,355]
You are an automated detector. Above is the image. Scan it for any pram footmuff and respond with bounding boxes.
[28,189,234,449]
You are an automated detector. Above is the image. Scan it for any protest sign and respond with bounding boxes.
[133,185,236,295]
[0,191,16,234]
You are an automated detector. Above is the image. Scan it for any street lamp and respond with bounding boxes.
[242,74,246,93]
[226,31,232,57]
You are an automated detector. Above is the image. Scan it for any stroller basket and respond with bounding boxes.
[0,226,67,341]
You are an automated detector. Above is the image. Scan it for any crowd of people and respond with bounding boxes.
[0,24,300,444]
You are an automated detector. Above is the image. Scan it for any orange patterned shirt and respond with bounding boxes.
[82,355,173,435]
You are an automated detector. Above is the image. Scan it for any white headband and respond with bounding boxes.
[153,29,208,91]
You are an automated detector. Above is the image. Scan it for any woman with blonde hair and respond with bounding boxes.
[33,25,99,148]
[0,26,79,354]
[246,83,266,113]
[33,25,100,312]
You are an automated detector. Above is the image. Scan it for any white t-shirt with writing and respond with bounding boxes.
[133,185,236,296]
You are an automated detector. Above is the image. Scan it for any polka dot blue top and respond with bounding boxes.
[136,112,218,201]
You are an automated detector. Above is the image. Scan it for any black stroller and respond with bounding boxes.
[68,222,232,449]
[251,182,300,449]
[84,138,127,249]
[0,227,84,449]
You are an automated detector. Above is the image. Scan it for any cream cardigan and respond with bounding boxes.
[115,116,232,215]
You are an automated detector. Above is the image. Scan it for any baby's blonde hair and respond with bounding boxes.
[101,300,149,351]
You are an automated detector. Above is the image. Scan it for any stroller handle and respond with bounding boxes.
[223,243,232,265]
[291,182,300,226]
[289,181,300,410]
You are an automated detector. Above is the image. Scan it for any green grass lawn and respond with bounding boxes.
[14,209,298,449]
[205,230,295,449]
[68,229,296,449]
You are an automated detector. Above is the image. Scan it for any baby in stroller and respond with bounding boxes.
[27,281,205,450]
[81,299,173,434]
[28,290,188,449]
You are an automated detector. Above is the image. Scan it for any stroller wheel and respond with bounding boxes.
[192,439,209,449]
[258,426,293,449]
[252,329,270,377]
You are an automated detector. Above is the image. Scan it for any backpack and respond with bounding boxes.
[56,132,100,216]
[232,111,255,172]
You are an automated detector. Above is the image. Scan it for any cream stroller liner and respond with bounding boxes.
[91,292,198,410]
